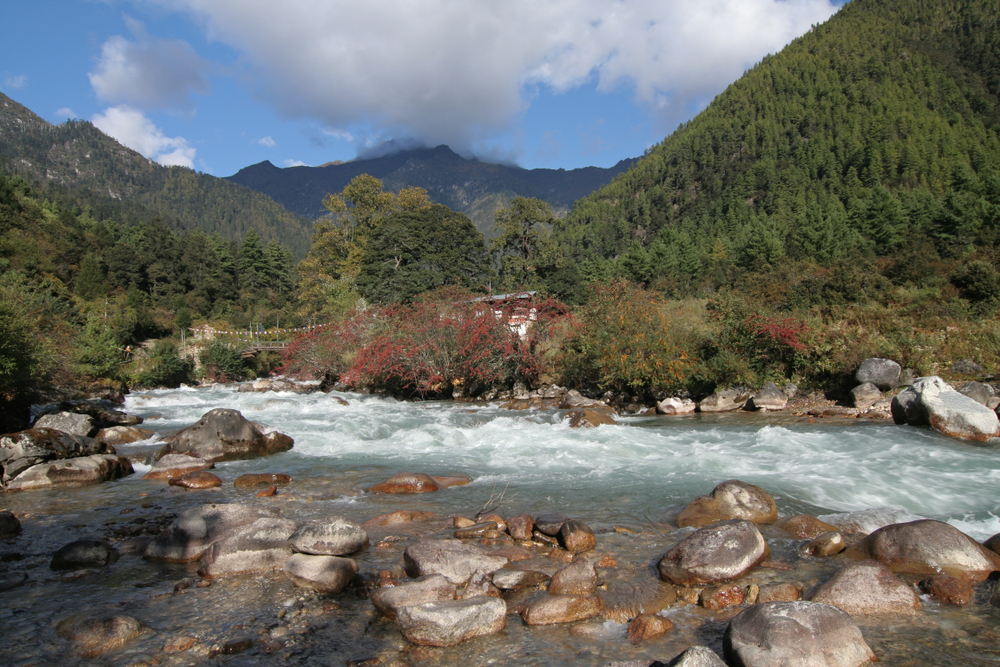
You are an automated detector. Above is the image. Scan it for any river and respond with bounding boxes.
[2,385,1000,666]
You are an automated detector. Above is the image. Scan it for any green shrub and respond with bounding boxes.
[199,340,251,383]
[133,340,194,388]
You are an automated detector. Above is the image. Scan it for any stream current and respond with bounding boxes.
[2,385,1000,666]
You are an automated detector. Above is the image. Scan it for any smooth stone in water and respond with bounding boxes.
[560,519,596,554]
[656,397,697,415]
[533,514,566,536]
[0,428,110,487]
[658,520,768,586]
[598,579,678,624]
[549,557,597,595]
[698,387,751,413]
[810,560,920,615]
[289,518,368,556]
[920,575,973,606]
[0,571,28,591]
[774,515,839,539]
[168,471,223,489]
[675,479,778,528]
[700,584,744,610]
[51,538,119,569]
[158,408,293,461]
[7,454,132,491]
[283,553,357,593]
[491,569,548,591]
[507,514,534,540]
[0,509,21,537]
[567,407,617,428]
[363,510,438,527]
[523,594,603,625]
[455,521,498,539]
[403,539,509,585]
[198,517,298,578]
[757,582,800,603]
[395,596,506,647]
[96,425,154,445]
[801,531,846,557]
[627,613,673,641]
[665,646,727,667]
[891,376,1000,441]
[367,472,440,494]
[144,503,283,563]
[724,601,876,667]
[234,473,292,488]
[143,454,213,479]
[370,574,457,619]
[56,614,146,658]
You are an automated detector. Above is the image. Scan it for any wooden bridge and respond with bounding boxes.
[239,341,291,358]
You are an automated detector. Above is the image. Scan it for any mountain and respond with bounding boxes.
[226,145,636,237]
[0,93,313,257]
[556,0,1000,294]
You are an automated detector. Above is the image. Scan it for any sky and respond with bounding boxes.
[1,0,847,177]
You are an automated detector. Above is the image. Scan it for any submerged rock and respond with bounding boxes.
[395,596,506,646]
[810,560,921,615]
[775,515,840,539]
[675,479,778,528]
[199,516,298,578]
[283,553,357,593]
[143,453,213,480]
[144,503,283,563]
[560,519,596,554]
[367,472,441,494]
[724,601,876,667]
[56,614,146,658]
[920,574,973,606]
[549,557,597,595]
[522,594,603,625]
[627,613,673,641]
[658,520,767,586]
[801,531,846,557]
[403,539,509,585]
[370,573,457,619]
[0,509,21,537]
[51,537,119,569]
[891,376,999,441]
[567,408,617,428]
[168,471,223,489]
[234,472,292,488]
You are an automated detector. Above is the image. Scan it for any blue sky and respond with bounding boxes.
[2,0,845,176]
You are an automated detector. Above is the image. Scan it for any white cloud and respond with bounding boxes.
[55,108,77,120]
[2,74,26,90]
[257,135,276,147]
[150,0,840,155]
[89,16,210,110]
[92,105,196,168]
[283,159,307,167]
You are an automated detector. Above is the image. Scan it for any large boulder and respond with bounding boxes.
[395,596,506,646]
[747,383,788,411]
[855,358,901,390]
[198,517,298,578]
[852,519,1000,583]
[698,388,751,413]
[7,455,133,491]
[958,381,993,406]
[656,398,697,415]
[34,412,96,437]
[144,503,283,563]
[0,428,111,488]
[283,553,357,593]
[850,383,883,411]
[371,574,458,619]
[289,518,368,555]
[724,601,876,667]
[157,409,293,462]
[810,561,921,615]
[658,519,767,586]
[890,376,999,441]
[403,539,509,585]
[675,480,778,528]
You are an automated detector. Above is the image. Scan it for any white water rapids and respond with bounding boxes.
[124,385,1000,541]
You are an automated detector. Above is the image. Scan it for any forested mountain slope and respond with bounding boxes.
[558,0,1000,294]
[227,145,636,238]
[0,93,313,257]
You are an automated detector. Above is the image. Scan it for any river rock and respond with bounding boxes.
[958,381,993,406]
[757,582,800,603]
[289,518,368,555]
[658,520,768,586]
[34,411,96,437]
[724,601,876,667]
[51,537,119,569]
[144,503,283,562]
[810,560,920,615]
[985,532,1000,554]
[523,594,603,624]
[801,531,846,557]
[698,387,751,413]
[157,408,293,461]
[853,519,1000,582]
[774,515,840,539]
[432,474,472,488]
[7,454,133,491]
[363,510,439,527]
[198,516,298,578]
[549,557,597,595]
[675,480,778,528]
[657,398,697,415]
[920,574,973,606]
[283,553,357,593]
[96,425,155,445]
[0,571,28,591]
[534,514,566,536]
[234,472,292,488]
[56,614,146,658]
[850,383,883,411]
[559,392,607,409]
[395,596,506,646]
[856,358,901,390]
[951,359,984,375]
[168,471,223,489]
[491,569,549,591]
[627,613,673,641]
[748,383,787,411]
[370,573,457,618]
[455,521,498,539]
[403,539,509,584]
[143,454,213,479]
[665,645,727,667]
[368,472,441,493]
[890,376,1000,441]
[0,428,111,487]
[507,514,534,540]
[598,579,678,623]
[0,509,20,537]
[560,519,596,553]
[567,408,617,428]
[701,583,744,610]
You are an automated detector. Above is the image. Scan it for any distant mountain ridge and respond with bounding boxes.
[0,92,314,257]
[226,145,636,237]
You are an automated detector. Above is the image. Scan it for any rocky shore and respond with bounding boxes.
[2,369,1000,666]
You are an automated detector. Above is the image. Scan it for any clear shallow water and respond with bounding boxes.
[3,385,1000,667]
[125,386,1000,539]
